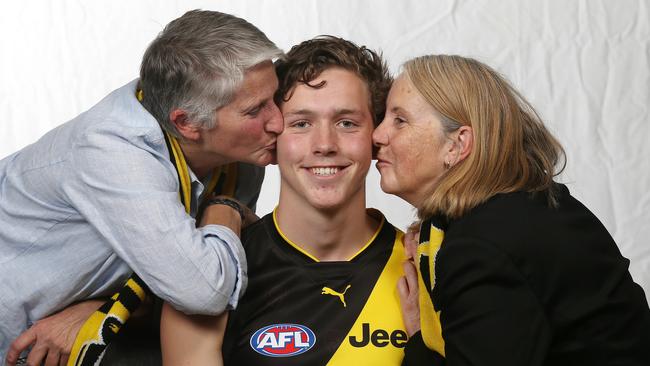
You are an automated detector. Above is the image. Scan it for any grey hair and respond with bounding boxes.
[139,10,284,137]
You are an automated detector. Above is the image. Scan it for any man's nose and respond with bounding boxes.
[313,125,338,155]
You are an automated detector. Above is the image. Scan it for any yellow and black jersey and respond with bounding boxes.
[223,209,408,365]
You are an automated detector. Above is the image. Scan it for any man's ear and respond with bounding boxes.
[170,109,200,141]
[447,125,473,166]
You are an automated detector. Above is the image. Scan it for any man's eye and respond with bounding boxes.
[291,120,310,128]
[338,119,357,128]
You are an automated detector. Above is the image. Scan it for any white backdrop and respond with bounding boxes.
[1,0,648,301]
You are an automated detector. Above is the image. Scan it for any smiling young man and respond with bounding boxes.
[160,36,409,366]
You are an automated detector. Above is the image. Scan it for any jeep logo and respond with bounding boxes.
[348,323,407,348]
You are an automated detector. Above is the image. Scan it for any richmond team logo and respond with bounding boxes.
[250,323,316,357]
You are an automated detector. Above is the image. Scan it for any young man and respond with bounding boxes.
[1,10,283,365]
[161,36,409,365]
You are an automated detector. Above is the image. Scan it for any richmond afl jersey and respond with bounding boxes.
[223,209,408,365]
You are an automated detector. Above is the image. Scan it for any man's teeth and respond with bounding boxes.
[311,167,339,176]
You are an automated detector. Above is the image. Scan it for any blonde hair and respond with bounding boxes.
[404,55,566,220]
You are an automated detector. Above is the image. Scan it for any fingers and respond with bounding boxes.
[398,260,422,337]
[402,260,419,293]
[403,230,419,260]
[59,353,70,366]
[24,343,48,366]
[43,349,61,366]
[398,261,419,299]
[397,276,409,301]
[5,329,36,366]
[6,301,98,366]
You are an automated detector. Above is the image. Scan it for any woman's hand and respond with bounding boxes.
[403,228,419,260]
[399,227,421,336]
[398,259,422,337]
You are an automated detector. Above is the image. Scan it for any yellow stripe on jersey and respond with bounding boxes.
[327,231,408,365]
[347,216,384,261]
[272,208,386,262]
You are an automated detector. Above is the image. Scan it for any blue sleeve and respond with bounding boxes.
[68,128,247,315]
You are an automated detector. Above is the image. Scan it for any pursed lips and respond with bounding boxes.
[374,154,391,167]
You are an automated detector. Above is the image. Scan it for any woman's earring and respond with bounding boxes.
[444,160,451,170]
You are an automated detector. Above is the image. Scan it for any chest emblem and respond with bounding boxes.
[321,284,351,307]
[250,323,316,357]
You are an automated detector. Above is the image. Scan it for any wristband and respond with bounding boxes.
[205,198,246,222]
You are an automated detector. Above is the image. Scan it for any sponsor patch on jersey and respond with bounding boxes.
[250,323,316,357]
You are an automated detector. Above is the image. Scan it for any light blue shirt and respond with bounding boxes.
[0,80,263,355]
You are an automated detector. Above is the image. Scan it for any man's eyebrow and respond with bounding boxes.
[332,108,363,118]
[283,109,315,118]
[283,107,367,119]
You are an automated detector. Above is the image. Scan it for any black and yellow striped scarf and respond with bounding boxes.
[415,218,446,357]
[68,90,238,365]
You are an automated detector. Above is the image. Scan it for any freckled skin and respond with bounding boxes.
[372,75,450,206]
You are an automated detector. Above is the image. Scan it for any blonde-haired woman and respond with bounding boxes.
[373,55,650,365]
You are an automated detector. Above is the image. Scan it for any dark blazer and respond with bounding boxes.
[404,184,650,366]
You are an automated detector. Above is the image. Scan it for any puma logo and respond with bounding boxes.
[321,285,351,307]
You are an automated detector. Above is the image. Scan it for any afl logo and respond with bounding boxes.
[250,323,316,357]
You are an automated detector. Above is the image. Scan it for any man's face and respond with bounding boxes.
[277,67,374,211]
[201,61,283,166]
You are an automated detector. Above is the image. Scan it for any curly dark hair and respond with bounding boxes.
[274,35,392,125]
